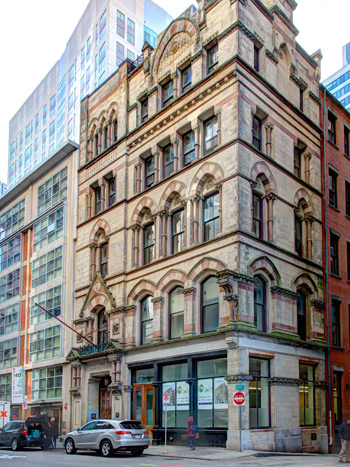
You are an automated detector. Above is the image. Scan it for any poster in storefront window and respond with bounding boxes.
[198,378,213,410]
[162,382,176,411]
[214,377,228,408]
[176,381,189,410]
[12,367,24,404]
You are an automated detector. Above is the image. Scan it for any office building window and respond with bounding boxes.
[182,65,191,91]
[0,303,19,336]
[117,10,125,37]
[25,123,31,145]
[299,364,315,426]
[183,130,195,165]
[144,223,154,265]
[163,144,174,178]
[162,80,174,107]
[252,116,262,150]
[100,243,108,278]
[99,42,106,76]
[294,147,301,177]
[299,87,304,112]
[254,276,266,332]
[32,366,62,400]
[34,138,38,160]
[0,235,21,272]
[80,75,85,99]
[49,121,55,144]
[50,95,56,118]
[329,168,338,208]
[33,206,64,252]
[172,209,185,254]
[333,372,342,425]
[169,287,184,339]
[0,338,17,369]
[207,43,218,73]
[201,276,219,333]
[345,126,350,156]
[37,167,68,215]
[81,46,85,70]
[43,105,47,125]
[100,10,107,40]
[69,65,74,92]
[332,299,341,347]
[24,147,31,169]
[86,36,91,61]
[20,132,24,151]
[141,98,148,123]
[249,358,270,428]
[35,114,39,134]
[145,155,155,188]
[0,200,25,241]
[297,290,307,340]
[116,41,124,66]
[31,286,62,325]
[204,116,218,155]
[254,45,260,72]
[127,49,135,61]
[10,142,15,160]
[141,296,153,344]
[42,129,47,150]
[127,18,135,45]
[86,66,91,92]
[328,111,337,144]
[19,156,23,175]
[32,246,63,289]
[203,192,220,241]
[0,269,20,304]
[0,374,11,401]
[29,326,60,362]
[330,232,339,276]
[295,213,302,256]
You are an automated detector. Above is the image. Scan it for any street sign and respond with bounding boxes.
[236,384,244,391]
[233,391,246,406]
[22,396,27,410]
[163,393,170,404]
[12,367,23,404]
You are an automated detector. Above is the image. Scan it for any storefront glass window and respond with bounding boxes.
[249,357,270,428]
[162,363,189,428]
[299,364,315,426]
[135,368,154,383]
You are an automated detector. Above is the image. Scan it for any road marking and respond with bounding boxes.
[0,455,27,459]
[139,464,159,466]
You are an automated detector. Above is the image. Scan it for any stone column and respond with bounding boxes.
[90,244,97,278]
[265,122,274,157]
[152,213,159,260]
[86,192,92,219]
[106,120,111,146]
[132,225,141,267]
[159,210,168,257]
[87,137,93,161]
[172,72,179,99]
[304,152,312,184]
[216,182,223,233]
[154,151,160,183]
[76,363,82,388]
[216,110,222,146]
[97,128,102,153]
[182,287,196,336]
[194,125,200,159]
[173,137,179,172]
[124,305,136,349]
[266,193,277,242]
[151,296,164,342]
[101,181,106,211]
[305,216,315,260]
[191,195,201,244]
[135,162,142,193]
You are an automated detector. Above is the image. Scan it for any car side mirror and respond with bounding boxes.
[77,428,81,433]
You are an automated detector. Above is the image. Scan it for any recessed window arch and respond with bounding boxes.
[252,178,266,240]
[169,287,184,339]
[140,295,153,345]
[91,229,109,278]
[254,275,266,332]
[97,308,108,345]
[201,276,219,333]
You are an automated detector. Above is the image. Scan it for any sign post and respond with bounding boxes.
[233,387,246,452]
[163,393,170,454]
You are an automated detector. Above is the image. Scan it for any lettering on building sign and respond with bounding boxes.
[0,411,8,418]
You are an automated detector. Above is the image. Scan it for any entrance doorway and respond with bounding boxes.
[133,384,155,433]
[99,376,112,419]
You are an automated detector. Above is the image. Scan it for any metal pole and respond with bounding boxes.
[239,405,242,452]
[164,402,167,454]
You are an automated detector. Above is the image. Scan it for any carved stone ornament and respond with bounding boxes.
[113,323,119,335]
[271,286,298,299]
[269,377,301,387]
[108,382,123,395]
[70,388,82,397]
[94,282,101,293]
[315,381,328,390]
[225,375,252,383]
[203,177,216,194]
[183,287,196,296]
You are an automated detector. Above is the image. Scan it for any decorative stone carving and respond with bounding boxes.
[183,287,196,296]
[269,377,301,387]
[70,388,81,397]
[310,299,326,309]
[271,286,298,299]
[225,375,252,383]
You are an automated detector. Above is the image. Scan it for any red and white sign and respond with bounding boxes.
[233,391,246,406]
[163,393,170,404]
[22,396,28,410]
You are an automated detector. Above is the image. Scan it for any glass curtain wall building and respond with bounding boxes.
[324,42,350,111]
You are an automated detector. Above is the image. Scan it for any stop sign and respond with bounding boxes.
[233,391,245,406]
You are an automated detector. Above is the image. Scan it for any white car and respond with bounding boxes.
[63,419,149,457]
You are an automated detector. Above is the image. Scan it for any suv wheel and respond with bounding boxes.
[65,438,76,454]
[100,439,113,457]
[11,438,21,451]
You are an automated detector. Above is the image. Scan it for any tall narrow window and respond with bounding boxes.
[145,156,155,188]
[253,45,260,72]
[294,147,301,177]
[117,10,125,37]
[163,144,174,178]
[169,287,184,339]
[183,130,195,165]
[113,120,118,142]
[204,116,218,155]
[201,276,219,333]
[141,296,153,344]
[95,134,99,156]
[345,126,350,156]
[172,209,184,254]
[203,193,220,241]
[182,65,191,91]
[299,364,315,426]
[252,193,263,239]
[333,372,342,425]
[108,178,116,207]
[254,276,266,332]
[97,309,108,345]
[207,44,218,73]
[249,358,270,428]
[116,41,124,66]
[346,180,350,217]
[328,111,337,145]
[252,116,262,151]
[141,98,148,123]
[329,168,338,208]
[295,214,302,256]
[127,18,135,45]
[103,127,108,150]
[95,186,102,214]
[347,241,350,281]
[332,299,341,347]
[299,87,304,112]
[297,290,307,340]
[162,81,174,107]
[330,232,339,276]
[100,243,108,278]
[143,223,154,265]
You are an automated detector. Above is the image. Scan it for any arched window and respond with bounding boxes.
[203,192,220,241]
[113,120,118,143]
[141,296,153,344]
[201,276,219,333]
[252,192,263,239]
[294,213,302,256]
[97,309,108,345]
[172,209,185,254]
[143,223,154,265]
[297,290,307,340]
[254,276,266,332]
[169,287,184,339]
[94,133,99,156]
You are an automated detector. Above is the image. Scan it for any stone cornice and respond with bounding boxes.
[271,286,298,299]
[266,49,279,65]
[269,377,301,387]
[309,90,321,105]
[225,375,251,383]
[310,299,326,309]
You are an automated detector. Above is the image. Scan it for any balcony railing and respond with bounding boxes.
[130,54,144,72]
[78,341,108,356]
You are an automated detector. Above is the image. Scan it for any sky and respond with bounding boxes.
[0,0,349,183]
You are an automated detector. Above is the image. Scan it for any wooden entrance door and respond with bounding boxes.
[100,388,112,419]
[133,384,155,432]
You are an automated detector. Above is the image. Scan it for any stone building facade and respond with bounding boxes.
[67,0,327,452]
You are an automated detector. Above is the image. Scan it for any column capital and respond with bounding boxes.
[264,122,274,130]
[304,215,316,224]
[265,192,277,201]
[159,210,169,219]
[131,224,142,232]
[183,287,196,296]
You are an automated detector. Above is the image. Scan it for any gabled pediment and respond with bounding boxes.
[66,348,80,362]
[79,272,116,318]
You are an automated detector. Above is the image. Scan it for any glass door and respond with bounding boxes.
[133,384,155,433]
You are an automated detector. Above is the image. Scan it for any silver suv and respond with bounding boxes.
[63,419,149,457]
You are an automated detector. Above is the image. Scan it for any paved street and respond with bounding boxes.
[0,448,346,467]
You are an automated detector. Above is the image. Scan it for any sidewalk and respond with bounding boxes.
[145,445,257,460]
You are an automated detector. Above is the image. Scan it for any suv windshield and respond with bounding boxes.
[119,421,144,430]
